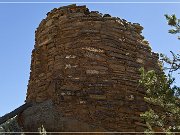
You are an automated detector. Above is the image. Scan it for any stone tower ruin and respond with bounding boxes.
[20,4,161,132]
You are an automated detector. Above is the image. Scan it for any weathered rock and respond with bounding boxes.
[22,4,162,132]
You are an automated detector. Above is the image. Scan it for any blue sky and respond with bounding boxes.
[0,1,179,116]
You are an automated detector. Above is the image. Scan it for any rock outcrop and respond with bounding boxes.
[21,4,161,132]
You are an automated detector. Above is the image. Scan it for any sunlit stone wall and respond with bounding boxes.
[24,4,161,132]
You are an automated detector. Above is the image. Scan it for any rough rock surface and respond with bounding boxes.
[21,100,107,132]
[21,4,161,132]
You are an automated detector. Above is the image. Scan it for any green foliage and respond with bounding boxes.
[140,14,180,134]
[0,117,47,134]
[0,116,23,135]
[139,68,180,134]
[139,68,177,105]
[165,14,177,26]
[165,14,180,39]
[160,52,180,75]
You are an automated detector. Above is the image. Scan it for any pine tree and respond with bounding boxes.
[140,14,180,134]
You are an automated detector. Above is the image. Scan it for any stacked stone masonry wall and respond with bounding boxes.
[24,4,161,132]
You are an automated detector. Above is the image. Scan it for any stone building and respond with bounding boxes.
[19,4,161,132]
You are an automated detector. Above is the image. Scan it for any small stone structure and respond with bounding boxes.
[21,4,161,132]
